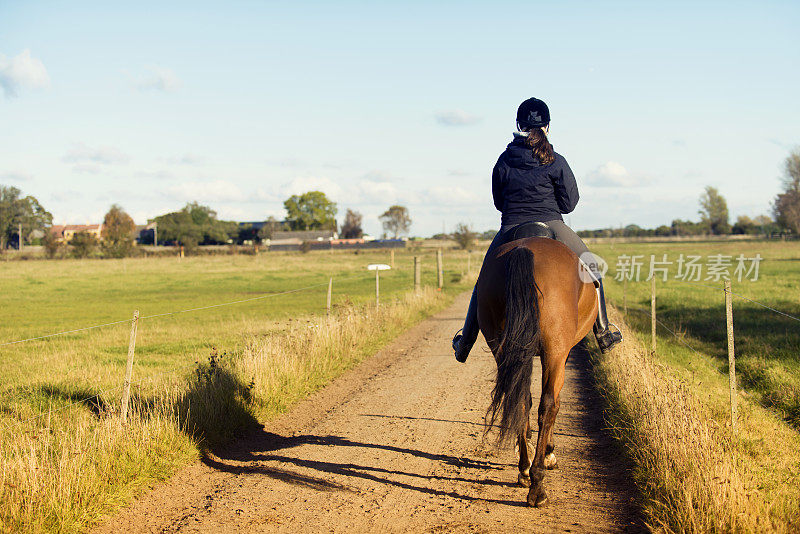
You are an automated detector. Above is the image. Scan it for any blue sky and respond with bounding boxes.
[1,1,798,236]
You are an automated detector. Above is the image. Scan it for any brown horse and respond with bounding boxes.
[476,236,598,507]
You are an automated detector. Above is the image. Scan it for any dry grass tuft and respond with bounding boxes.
[593,307,798,533]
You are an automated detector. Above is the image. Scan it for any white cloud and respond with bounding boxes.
[166,180,246,203]
[435,109,481,126]
[585,161,648,187]
[357,179,403,204]
[71,163,102,174]
[166,180,277,204]
[422,185,481,206]
[361,170,395,183]
[134,65,181,92]
[0,171,33,182]
[63,143,129,165]
[162,153,203,165]
[282,175,343,199]
[135,169,174,180]
[0,49,50,98]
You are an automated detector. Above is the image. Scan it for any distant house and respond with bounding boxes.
[269,230,338,246]
[238,221,267,231]
[50,224,103,243]
[136,222,158,244]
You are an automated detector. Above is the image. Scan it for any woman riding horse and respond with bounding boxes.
[453,98,624,507]
[452,97,622,362]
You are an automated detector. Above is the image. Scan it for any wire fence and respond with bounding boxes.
[613,274,799,432]
[0,249,461,427]
[617,276,800,325]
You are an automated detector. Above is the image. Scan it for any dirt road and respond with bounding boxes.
[96,292,640,533]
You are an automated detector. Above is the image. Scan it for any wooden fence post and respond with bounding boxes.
[725,280,738,432]
[623,277,627,315]
[326,277,332,316]
[120,310,140,424]
[390,249,395,268]
[437,248,443,289]
[414,256,421,294]
[375,268,380,308]
[650,276,656,355]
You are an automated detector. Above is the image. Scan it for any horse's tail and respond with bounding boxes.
[487,246,542,444]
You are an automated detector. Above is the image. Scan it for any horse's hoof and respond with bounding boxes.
[517,473,531,487]
[544,452,558,470]
[527,491,549,508]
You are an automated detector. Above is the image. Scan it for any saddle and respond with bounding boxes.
[503,221,555,242]
[502,222,599,286]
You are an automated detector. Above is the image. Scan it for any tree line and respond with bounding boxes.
[0,187,413,258]
[576,185,781,239]
[2,147,799,256]
[577,149,800,238]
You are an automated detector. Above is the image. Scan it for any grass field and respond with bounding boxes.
[589,239,800,532]
[592,239,800,428]
[0,247,475,532]
[4,239,799,532]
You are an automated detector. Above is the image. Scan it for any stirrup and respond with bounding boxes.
[452,329,463,351]
[596,323,623,353]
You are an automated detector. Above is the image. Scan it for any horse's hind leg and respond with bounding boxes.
[517,398,534,487]
[527,351,567,508]
[543,422,558,470]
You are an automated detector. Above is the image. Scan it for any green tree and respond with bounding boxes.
[283,191,337,231]
[340,208,363,238]
[70,231,98,258]
[101,204,137,258]
[257,216,287,241]
[0,185,53,249]
[671,219,702,236]
[42,230,62,258]
[452,222,476,250]
[698,186,730,234]
[773,148,800,234]
[379,205,411,239]
[655,225,672,236]
[184,202,238,244]
[154,203,237,249]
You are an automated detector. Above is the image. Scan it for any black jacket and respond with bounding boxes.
[491,137,579,227]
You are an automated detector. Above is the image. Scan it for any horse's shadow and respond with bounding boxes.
[198,344,640,520]
[201,430,528,506]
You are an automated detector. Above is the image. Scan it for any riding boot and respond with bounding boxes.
[452,287,480,363]
[593,279,623,353]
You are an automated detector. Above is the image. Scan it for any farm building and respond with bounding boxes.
[49,224,103,243]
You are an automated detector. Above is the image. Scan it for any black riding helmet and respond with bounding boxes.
[516,97,550,130]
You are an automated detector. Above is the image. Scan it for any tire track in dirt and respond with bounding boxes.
[95,292,641,533]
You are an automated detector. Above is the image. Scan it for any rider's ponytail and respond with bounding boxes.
[526,128,555,165]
